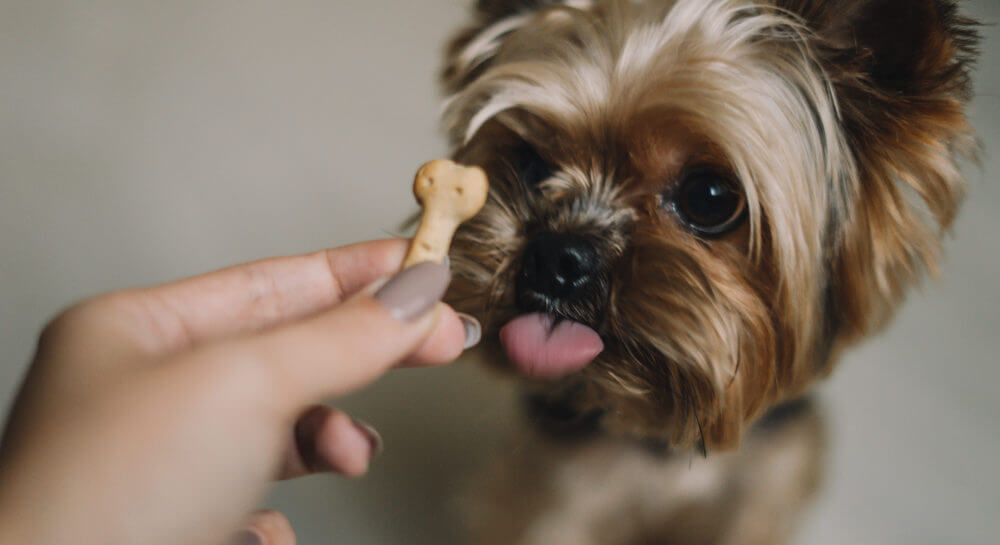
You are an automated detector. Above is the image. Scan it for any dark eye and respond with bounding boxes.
[516,145,554,189]
[671,169,746,236]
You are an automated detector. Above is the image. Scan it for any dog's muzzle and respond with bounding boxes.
[499,231,606,381]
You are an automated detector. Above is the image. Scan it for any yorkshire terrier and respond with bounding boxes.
[437,1,980,543]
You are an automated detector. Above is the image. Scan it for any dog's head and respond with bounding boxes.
[441,0,978,449]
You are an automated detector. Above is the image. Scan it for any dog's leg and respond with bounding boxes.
[463,400,825,545]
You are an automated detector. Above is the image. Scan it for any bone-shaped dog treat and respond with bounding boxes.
[403,159,489,269]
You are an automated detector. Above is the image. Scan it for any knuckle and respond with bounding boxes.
[38,294,117,347]
[38,308,78,348]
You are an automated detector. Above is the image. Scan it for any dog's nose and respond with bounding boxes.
[520,233,599,300]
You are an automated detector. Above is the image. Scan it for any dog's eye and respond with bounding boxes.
[671,169,746,236]
[516,146,554,189]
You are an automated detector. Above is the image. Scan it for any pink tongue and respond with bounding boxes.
[499,313,604,380]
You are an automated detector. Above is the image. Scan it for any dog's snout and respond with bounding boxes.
[520,233,599,300]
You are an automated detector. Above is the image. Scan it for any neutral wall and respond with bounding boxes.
[1,2,997,544]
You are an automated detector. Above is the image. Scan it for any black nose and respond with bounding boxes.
[520,233,599,300]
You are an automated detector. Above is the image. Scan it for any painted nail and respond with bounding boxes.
[458,312,482,349]
[228,530,263,545]
[352,418,384,458]
[375,262,451,322]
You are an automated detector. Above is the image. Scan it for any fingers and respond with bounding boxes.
[228,510,295,545]
[194,262,458,407]
[92,239,412,354]
[278,405,382,480]
[149,238,410,348]
[402,310,477,367]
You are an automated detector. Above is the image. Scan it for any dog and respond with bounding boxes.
[437,1,980,543]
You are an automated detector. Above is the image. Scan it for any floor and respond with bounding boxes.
[1,1,997,544]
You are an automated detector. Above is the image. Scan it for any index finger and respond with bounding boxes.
[115,239,411,353]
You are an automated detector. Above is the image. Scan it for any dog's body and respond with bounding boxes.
[465,400,823,545]
[438,1,979,543]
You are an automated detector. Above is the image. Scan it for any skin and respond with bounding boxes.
[0,239,468,545]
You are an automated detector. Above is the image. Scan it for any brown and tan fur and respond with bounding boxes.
[465,401,825,545]
[437,0,979,543]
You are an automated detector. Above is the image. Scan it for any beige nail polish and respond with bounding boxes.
[458,312,482,349]
[352,418,384,457]
[374,262,451,322]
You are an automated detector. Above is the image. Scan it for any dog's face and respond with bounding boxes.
[441,0,977,448]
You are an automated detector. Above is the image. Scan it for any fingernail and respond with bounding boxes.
[352,418,383,458]
[229,529,263,545]
[458,312,482,349]
[375,262,451,322]
[443,255,451,269]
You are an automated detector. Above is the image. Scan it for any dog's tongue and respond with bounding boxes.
[499,313,604,379]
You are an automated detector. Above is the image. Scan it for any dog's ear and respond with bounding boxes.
[780,0,979,345]
[778,0,978,95]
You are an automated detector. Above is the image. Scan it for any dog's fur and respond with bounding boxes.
[438,1,979,543]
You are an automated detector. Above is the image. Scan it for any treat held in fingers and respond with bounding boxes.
[403,159,489,269]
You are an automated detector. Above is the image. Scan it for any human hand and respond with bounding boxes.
[0,239,477,545]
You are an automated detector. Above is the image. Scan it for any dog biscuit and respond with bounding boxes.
[403,159,489,269]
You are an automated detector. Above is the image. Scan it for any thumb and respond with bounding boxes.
[200,262,455,408]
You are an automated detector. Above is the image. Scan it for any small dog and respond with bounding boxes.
[439,1,979,543]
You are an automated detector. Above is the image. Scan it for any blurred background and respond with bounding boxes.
[1,1,996,544]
